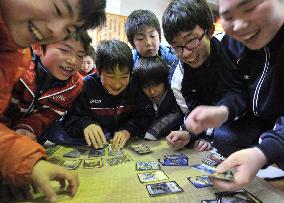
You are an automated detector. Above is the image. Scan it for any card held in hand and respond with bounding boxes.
[209,170,235,181]
[146,181,183,197]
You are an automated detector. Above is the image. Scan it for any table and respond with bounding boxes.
[28,140,284,203]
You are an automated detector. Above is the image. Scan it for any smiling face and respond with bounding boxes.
[99,65,130,96]
[171,25,211,68]
[219,0,284,50]
[39,38,85,81]
[133,26,160,57]
[0,0,83,48]
[81,55,94,73]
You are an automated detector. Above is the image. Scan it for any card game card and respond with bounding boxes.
[83,158,103,169]
[202,152,225,167]
[200,200,217,203]
[47,156,64,165]
[159,153,189,166]
[215,189,262,203]
[136,161,161,171]
[137,170,168,183]
[188,176,213,188]
[209,170,234,181]
[146,181,183,197]
[106,155,132,166]
[108,146,124,156]
[192,164,216,174]
[88,148,105,158]
[63,149,85,158]
[62,159,82,170]
[129,144,151,154]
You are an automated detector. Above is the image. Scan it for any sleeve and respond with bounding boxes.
[256,117,284,169]
[0,123,46,186]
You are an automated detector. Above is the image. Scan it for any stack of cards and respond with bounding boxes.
[215,189,262,203]
[129,144,151,154]
[137,170,168,183]
[202,152,225,167]
[136,161,161,171]
[83,158,103,169]
[188,175,213,188]
[159,154,188,166]
[209,170,235,181]
[146,181,183,197]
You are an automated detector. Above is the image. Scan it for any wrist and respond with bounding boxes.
[252,147,267,168]
[219,105,229,122]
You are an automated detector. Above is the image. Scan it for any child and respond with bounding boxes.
[80,46,97,76]
[162,0,261,156]
[125,9,177,66]
[209,0,284,191]
[58,40,154,150]
[4,31,91,141]
[0,0,106,202]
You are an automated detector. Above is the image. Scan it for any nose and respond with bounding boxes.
[113,80,122,89]
[46,20,68,41]
[67,54,77,66]
[232,18,249,32]
[149,87,156,96]
[146,36,152,47]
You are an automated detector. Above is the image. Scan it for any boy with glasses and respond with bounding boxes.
[163,0,261,156]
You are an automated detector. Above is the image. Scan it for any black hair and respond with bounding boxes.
[162,0,213,43]
[95,40,133,74]
[41,30,92,54]
[86,46,96,61]
[78,0,107,30]
[133,56,169,88]
[125,9,161,47]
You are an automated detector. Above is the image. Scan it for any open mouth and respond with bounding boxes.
[59,66,74,76]
[28,21,44,41]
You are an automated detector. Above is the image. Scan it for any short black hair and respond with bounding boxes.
[125,9,161,47]
[78,0,107,30]
[86,46,96,61]
[95,40,133,74]
[162,0,213,43]
[41,30,92,54]
[133,56,169,88]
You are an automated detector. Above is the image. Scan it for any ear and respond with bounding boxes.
[31,43,43,56]
[207,24,215,39]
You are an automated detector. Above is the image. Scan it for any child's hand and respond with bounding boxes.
[166,131,191,151]
[83,124,106,148]
[112,130,130,151]
[31,160,79,203]
[193,139,212,152]
[15,129,36,141]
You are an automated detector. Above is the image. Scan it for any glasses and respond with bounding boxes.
[173,30,207,56]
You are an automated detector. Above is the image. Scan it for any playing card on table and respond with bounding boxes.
[215,189,262,203]
[83,158,103,168]
[130,144,151,154]
[63,149,86,158]
[136,161,160,171]
[188,176,213,188]
[202,152,225,167]
[88,148,105,158]
[209,169,234,181]
[48,156,64,165]
[200,200,217,203]
[137,170,168,183]
[108,145,124,156]
[192,164,216,174]
[146,181,183,197]
[106,155,132,166]
[62,159,82,170]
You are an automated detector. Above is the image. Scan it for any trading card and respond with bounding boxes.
[108,146,124,156]
[188,176,213,188]
[63,149,85,158]
[159,157,188,166]
[137,170,168,183]
[209,170,234,181]
[83,158,103,169]
[200,200,217,203]
[146,181,183,197]
[46,145,60,156]
[47,156,64,165]
[129,144,151,154]
[215,189,262,203]
[106,155,132,166]
[88,148,105,158]
[62,159,82,170]
[136,161,161,171]
[164,153,188,160]
[202,152,225,167]
[192,164,216,174]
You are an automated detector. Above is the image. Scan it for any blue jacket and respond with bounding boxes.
[132,45,177,67]
[221,25,284,169]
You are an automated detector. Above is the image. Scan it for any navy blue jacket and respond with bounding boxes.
[222,25,284,168]
[62,73,155,138]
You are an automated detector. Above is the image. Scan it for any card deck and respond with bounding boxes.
[136,161,161,171]
[83,158,103,168]
[202,152,225,167]
[146,181,183,197]
[188,176,213,188]
[88,148,105,158]
[129,144,151,154]
[63,149,85,158]
[62,159,82,170]
[209,170,234,181]
[215,189,262,203]
[192,164,216,174]
[137,170,168,183]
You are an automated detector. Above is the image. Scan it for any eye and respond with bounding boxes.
[54,3,62,17]
[58,48,68,53]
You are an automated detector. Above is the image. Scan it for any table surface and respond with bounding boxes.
[27,140,284,203]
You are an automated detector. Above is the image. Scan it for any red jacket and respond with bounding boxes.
[0,14,46,186]
[4,59,83,136]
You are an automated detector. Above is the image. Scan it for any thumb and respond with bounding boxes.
[216,156,236,173]
[39,182,57,203]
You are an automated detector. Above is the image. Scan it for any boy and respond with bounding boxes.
[57,40,154,150]
[125,9,177,67]
[79,46,97,77]
[162,0,261,156]
[209,0,284,191]
[0,0,106,202]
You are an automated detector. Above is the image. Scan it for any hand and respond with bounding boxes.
[83,124,107,148]
[210,147,267,191]
[185,105,229,135]
[166,131,191,151]
[15,129,37,141]
[193,139,212,152]
[31,160,79,203]
[111,130,130,151]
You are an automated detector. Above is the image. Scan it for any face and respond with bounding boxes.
[170,25,211,68]
[99,66,130,96]
[143,83,166,103]
[219,0,284,50]
[81,56,94,73]
[40,38,85,81]
[0,0,83,48]
[133,26,160,57]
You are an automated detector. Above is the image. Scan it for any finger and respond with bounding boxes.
[210,177,239,191]
[198,142,208,152]
[216,155,238,174]
[84,133,91,146]
[119,137,127,149]
[88,132,99,149]
[91,129,103,148]
[55,171,79,197]
[97,127,107,145]
[193,140,199,150]
[57,178,66,191]
[37,182,57,203]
